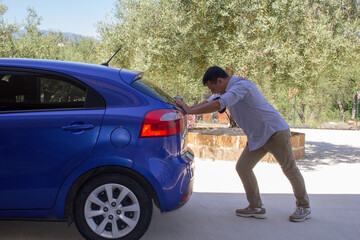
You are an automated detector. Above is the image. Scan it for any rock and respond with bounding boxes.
[189,127,245,136]
[320,122,336,129]
[320,122,357,130]
[187,128,305,162]
[347,121,355,126]
[336,122,353,130]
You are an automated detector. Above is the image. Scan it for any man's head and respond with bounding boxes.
[202,66,229,95]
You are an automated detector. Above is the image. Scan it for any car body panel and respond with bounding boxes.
[0,58,194,222]
[0,110,105,210]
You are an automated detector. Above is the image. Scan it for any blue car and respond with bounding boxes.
[0,58,194,240]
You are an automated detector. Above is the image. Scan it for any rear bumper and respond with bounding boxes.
[173,174,194,210]
[133,136,195,212]
[172,149,195,210]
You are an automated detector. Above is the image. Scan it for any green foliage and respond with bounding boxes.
[0,0,19,57]
[0,2,99,63]
[1,0,359,126]
[97,0,360,125]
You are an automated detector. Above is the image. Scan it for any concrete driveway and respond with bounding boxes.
[1,129,359,240]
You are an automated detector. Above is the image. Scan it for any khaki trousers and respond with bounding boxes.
[236,129,310,208]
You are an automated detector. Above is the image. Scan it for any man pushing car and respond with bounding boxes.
[174,66,311,222]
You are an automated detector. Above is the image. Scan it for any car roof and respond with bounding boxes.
[0,58,141,85]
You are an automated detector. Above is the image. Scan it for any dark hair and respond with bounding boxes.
[202,66,229,86]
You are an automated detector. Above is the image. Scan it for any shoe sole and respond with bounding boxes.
[289,214,311,222]
[236,213,267,219]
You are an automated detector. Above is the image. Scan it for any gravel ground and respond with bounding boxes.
[193,128,360,195]
[1,129,359,240]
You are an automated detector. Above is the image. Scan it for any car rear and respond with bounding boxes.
[0,58,194,240]
[126,74,195,211]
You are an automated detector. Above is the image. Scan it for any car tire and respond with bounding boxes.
[73,173,153,240]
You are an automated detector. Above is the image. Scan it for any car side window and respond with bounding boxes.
[0,71,102,112]
[40,77,85,105]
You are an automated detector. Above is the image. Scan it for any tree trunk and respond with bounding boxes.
[296,104,306,123]
[338,100,346,122]
[229,115,238,128]
[225,63,234,76]
[351,94,357,121]
[309,107,315,122]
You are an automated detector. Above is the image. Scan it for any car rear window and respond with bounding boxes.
[131,79,176,105]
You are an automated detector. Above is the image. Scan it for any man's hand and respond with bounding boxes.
[174,99,192,114]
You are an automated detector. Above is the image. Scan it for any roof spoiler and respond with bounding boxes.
[119,69,143,84]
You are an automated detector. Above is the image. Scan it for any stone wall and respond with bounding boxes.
[186,131,305,163]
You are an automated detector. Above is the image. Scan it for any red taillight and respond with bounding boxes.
[140,109,185,137]
[180,190,192,203]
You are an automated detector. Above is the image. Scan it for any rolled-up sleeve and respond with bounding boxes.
[206,94,221,102]
[219,83,249,110]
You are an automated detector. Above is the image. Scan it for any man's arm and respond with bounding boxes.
[188,100,208,109]
[174,99,221,115]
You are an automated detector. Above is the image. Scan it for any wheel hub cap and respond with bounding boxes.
[84,183,140,239]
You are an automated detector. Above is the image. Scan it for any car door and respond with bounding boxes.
[0,69,105,210]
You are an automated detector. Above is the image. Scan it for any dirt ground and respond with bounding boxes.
[0,128,359,240]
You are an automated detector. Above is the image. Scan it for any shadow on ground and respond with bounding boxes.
[297,141,360,171]
[1,192,359,240]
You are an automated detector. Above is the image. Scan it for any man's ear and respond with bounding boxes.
[216,77,223,85]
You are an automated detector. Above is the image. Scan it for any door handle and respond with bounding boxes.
[62,122,95,134]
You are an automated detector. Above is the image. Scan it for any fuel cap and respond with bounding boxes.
[110,127,131,148]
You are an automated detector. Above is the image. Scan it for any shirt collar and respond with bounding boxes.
[225,75,237,92]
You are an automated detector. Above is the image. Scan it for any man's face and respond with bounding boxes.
[206,79,223,94]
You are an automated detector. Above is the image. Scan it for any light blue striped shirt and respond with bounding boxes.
[216,76,289,151]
